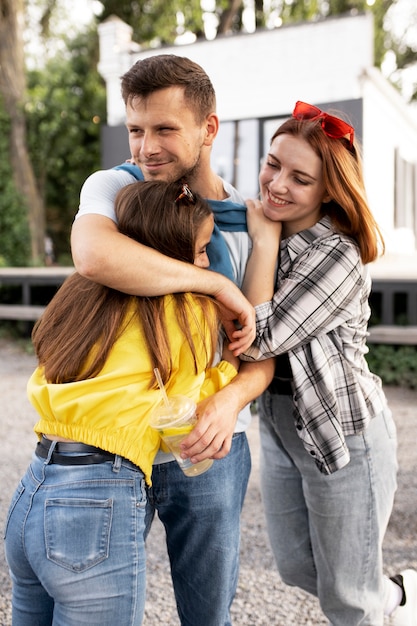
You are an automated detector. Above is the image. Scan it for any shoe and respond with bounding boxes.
[390,569,417,625]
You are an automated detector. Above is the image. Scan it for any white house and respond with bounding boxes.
[97,12,417,259]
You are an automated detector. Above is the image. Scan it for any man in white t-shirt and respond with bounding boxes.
[72,54,274,626]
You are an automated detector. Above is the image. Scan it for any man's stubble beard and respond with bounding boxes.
[175,156,203,186]
[138,140,205,185]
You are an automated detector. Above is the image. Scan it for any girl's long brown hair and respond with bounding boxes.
[272,118,384,263]
[33,181,219,386]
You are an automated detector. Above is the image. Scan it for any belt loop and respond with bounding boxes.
[45,440,58,465]
[112,455,122,473]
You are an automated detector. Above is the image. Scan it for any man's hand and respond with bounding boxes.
[179,385,241,463]
[179,359,275,464]
[213,281,256,356]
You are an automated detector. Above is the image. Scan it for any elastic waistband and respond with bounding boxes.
[36,437,116,466]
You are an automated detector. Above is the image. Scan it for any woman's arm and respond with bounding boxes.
[241,235,364,360]
[228,199,281,353]
[241,199,282,304]
[180,200,280,462]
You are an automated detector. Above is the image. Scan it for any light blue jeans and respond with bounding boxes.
[258,392,398,626]
[145,431,251,626]
[4,445,147,626]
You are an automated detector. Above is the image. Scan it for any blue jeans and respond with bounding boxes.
[145,431,251,626]
[4,447,147,626]
[258,392,398,626]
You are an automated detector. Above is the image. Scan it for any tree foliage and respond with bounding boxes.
[97,0,206,43]
[25,27,106,262]
[96,0,262,40]
[0,100,31,266]
[0,1,104,266]
[0,0,45,264]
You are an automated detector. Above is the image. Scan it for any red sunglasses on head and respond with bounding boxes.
[292,101,354,148]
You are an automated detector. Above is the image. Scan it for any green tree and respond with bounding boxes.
[0,0,104,266]
[96,0,253,41]
[97,0,206,43]
[26,27,106,263]
[0,100,31,266]
[0,0,45,264]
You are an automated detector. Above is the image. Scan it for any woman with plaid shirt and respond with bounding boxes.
[237,102,417,626]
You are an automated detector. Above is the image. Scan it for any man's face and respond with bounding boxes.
[126,86,207,184]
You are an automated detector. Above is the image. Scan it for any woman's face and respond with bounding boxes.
[259,133,330,237]
[194,214,214,268]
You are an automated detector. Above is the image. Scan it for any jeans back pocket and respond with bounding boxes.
[45,497,113,572]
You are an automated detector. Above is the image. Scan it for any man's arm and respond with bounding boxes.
[72,214,255,354]
[72,214,209,295]
[180,359,275,462]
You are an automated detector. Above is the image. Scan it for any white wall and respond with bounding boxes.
[361,67,417,253]
[98,13,374,126]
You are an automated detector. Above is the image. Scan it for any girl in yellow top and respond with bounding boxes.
[4,180,237,626]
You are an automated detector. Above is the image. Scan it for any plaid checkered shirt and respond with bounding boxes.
[241,216,387,474]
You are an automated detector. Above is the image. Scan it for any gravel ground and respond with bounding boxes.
[1,337,416,625]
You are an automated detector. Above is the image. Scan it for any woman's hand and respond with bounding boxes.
[239,199,282,311]
[246,198,282,247]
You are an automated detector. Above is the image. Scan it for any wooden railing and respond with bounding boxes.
[368,277,417,345]
[1,265,417,345]
[0,267,74,321]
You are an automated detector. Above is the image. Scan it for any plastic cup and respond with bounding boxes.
[149,395,213,477]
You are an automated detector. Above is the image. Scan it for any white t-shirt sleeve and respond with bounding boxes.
[75,169,137,223]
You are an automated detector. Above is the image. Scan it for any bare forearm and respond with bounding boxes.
[241,199,280,305]
[224,359,275,411]
[71,215,211,296]
[242,244,277,306]
[72,214,256,352]
[229,242,277,354]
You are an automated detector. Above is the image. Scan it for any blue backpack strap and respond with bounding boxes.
[209,199,247,233]
[207,199,248,282]
[207,224,235,281]
[113,162,145,180]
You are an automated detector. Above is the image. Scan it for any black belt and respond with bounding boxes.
[36,437,116,465]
